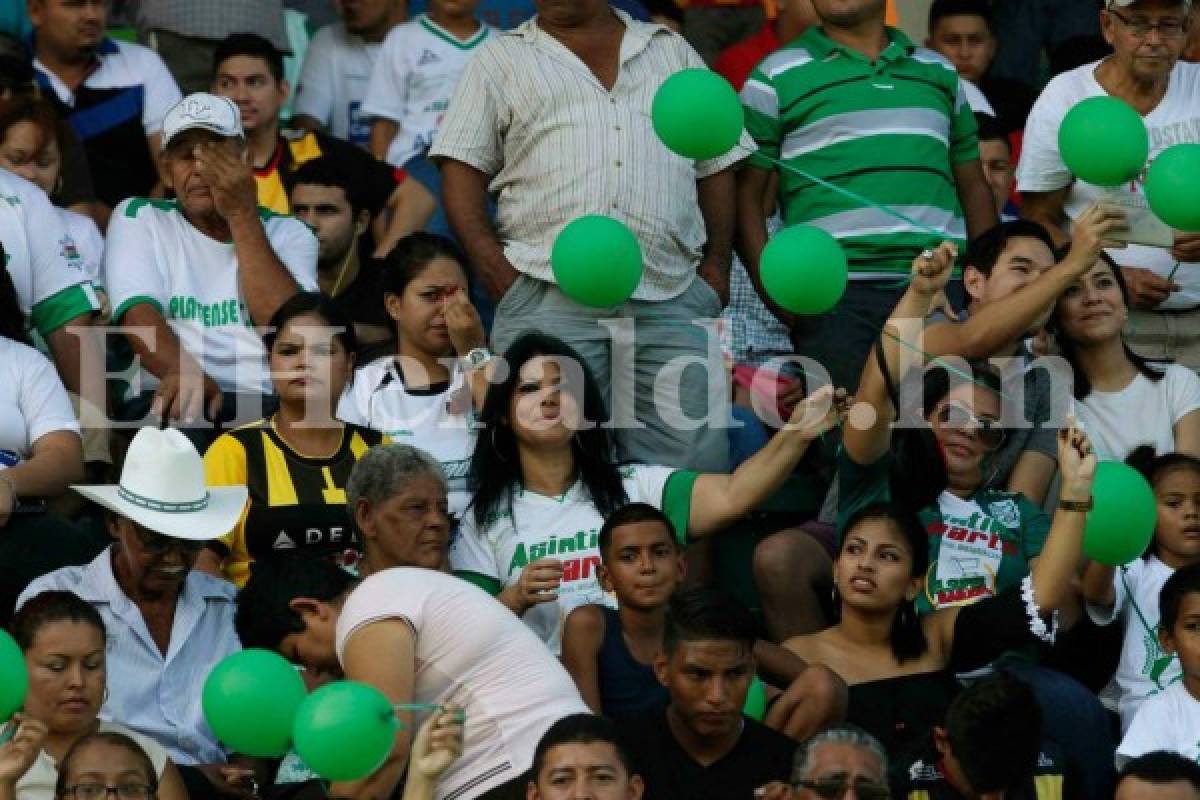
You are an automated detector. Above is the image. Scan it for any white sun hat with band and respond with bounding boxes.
[73,428,247,541]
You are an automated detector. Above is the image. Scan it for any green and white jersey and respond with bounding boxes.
[105,198,318,397]
[450,464,695,653]
[337,355,478,520]
[361,14,492,167]
[0,170,99,337]
[741,26,978,277]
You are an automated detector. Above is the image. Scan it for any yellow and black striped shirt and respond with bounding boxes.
[203,418,387,586]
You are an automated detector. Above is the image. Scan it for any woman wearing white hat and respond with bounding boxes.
[15,427,254,798]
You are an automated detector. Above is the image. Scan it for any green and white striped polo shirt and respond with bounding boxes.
[742,26,979,278]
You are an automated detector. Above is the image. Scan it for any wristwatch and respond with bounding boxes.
[1057,496,1094,513]
[461,347,493,371]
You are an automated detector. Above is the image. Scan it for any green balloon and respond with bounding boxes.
[551,215,643,308]
[760,225,848,315]
[743,676,767,722]
[1058,96,1148,187]
[1084,461,1157,567]
[0,629,27,722]
[652,68,744,160]
[202,649,307,757]
[292,681,399,782]
[1147,144,1200,232]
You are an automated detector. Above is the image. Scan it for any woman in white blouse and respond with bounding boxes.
[1051,251,1200,461]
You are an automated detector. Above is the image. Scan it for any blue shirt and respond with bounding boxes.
[17,547,241,765]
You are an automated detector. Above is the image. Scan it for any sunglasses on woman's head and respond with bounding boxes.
[934,402,1006,450]
[793,777,890,799]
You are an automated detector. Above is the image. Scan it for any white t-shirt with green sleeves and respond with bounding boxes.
[449,464,695,653]
[105,198,318,397]
[0,169,99,337]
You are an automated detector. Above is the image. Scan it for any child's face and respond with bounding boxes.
[1161,593,1200,683]
[1154,467,1200,568]
[599,521,683,611]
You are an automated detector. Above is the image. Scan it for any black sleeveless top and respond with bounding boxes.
[598,607,669,717]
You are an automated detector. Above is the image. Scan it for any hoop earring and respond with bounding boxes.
[491,427,508,462]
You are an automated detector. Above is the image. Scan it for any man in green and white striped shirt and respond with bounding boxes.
[735,0,997,391]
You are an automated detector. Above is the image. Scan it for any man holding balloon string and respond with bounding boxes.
[736,0,999,395]
[1019,0,1200,371]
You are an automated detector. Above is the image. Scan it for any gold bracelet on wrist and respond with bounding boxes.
[1057,496,1094,513]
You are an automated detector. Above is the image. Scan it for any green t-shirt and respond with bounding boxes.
[837,452,1050,615]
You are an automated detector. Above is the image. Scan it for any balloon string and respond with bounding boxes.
[393,703,442,712]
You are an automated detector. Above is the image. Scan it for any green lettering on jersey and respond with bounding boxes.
[167,295,248,327]
[508,543,528,572]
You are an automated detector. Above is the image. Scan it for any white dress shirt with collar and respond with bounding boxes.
[16,546,241,766]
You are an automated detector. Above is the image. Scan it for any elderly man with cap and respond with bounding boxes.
[1019,0,1200,368]
[104,92,318,449]
[15,427,254,797]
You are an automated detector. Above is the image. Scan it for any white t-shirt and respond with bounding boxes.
[0,337,79,469]
[449,465,688,652]
[33,39,180,136]
[15,720,169,800]
[0,170,100,337]
[1075,365,1200,462]
[337,356,477,520]
[361,14,492,167]
[1088,556,1180,732]
[57,206,105,292]
[1017,60,1200,310]
[335,568,588,800]
[105,198,318,396]
[293,23,382,147]
[1117,680,1200,767]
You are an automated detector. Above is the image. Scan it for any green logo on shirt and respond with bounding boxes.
[169,296,244,327]
[508,530,600,573]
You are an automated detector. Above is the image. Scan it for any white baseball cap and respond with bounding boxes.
[161,93,244,151]
[1108,0,1191,9]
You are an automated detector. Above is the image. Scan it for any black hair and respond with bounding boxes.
[56,731,158,798]
[380,232,471,299]
[235,555,357,652]
[262,290,358,358]
[929,0,993,30]
[1125,447,1200,560]
[963,219,1055,279]
[973,113,1009,147]
[530,714,637,782]
[838,502,931,663]
[1049,248,1166,400]
[0,245,32,346]
[11,590,105,650]
[287,156,366,216]
[920,360,1003,419]
[944,672,1042,794]
[661,587,756,656]
[1160,562,1200,635]
[598,502,678,562]
[468,331,627,529]
[0,33,33,96]
[1118,751,1200,792]
[213,33,284,83]
[641,0,684,25]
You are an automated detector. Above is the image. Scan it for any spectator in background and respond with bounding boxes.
[925,0,1039,135]
[364,0,492,168]
[525,715,645,800]
[975,113,1017,220]
[106,93,317,443]
[989,0,1108,91]
[679,0,768,66]
[434,0,754,472]
[614,589,798,800]
[1019,0,1200,369]
[15,427,248,797]
[287,158,399,351]
[1116,752,1200,799]
[715,0,816,91]
[291,0,407,148]
[737,0,997,392]
[29,0,181,225]
[51,732,168,800]
[786,726,889,800]
[138,0,289,94]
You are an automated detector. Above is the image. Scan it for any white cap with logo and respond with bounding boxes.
[161,93,244,151]
[1107,0,1191,8]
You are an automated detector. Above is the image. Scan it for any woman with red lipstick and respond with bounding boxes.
[201,292,387,586]
[1,590,186,800]
[1051,252,1200,461]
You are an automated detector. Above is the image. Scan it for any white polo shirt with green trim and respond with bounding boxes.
[0,170,99,338]
[105,197,318,398]
[449,464,695,654]
[361,13,493,167]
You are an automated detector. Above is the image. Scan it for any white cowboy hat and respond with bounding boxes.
[73,428,247,542]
